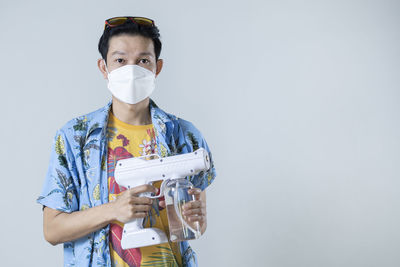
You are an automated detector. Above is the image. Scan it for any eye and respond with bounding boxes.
[139,58,150,64]
[116,58,125,64]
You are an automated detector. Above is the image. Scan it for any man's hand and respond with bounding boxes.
[43,184,157,245]
[156,187,207,234]
[183,189,207,234]
[111,184,157,223]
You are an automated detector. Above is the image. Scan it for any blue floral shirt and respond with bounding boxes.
[37,99,216,267]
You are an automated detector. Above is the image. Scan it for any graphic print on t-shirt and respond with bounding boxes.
[106,112,182,267]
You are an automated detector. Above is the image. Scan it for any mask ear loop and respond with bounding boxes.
[103,59,110,75]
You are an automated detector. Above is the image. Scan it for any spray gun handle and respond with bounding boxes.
[120,190,169,250]
[121,217,168,249]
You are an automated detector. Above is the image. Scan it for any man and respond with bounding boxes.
[37,16,216,267]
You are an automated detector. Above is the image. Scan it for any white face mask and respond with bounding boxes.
[105,61,156,104]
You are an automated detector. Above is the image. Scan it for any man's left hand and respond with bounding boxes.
[158,188,207,234]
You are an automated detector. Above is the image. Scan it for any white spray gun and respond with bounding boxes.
[114,148,210,249]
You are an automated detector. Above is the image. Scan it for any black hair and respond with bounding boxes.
[98,19,162,63]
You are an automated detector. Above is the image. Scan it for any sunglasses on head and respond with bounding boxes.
[104,16,155,30]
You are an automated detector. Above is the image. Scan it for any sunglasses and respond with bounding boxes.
[104,16,155,30]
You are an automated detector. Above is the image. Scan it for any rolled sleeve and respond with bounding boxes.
[179,119,217,191]
[194,135,216,191]
[37,130,78,213]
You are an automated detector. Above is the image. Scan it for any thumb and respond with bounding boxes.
[158,200,166,209]
[188,188,202,201]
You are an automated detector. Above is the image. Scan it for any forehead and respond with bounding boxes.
[107,34,155,57]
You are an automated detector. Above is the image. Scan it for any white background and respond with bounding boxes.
[1,0,399,266]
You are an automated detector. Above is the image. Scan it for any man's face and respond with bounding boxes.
[98,34,162,78]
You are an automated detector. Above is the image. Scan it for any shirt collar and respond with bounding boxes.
[86,98,171,139]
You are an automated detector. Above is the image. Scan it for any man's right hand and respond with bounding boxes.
[43,184,157,246]
[111,184,157,223]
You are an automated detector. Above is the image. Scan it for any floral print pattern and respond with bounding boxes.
[37,99,216,267]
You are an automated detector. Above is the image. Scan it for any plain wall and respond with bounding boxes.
[1,0,399,266]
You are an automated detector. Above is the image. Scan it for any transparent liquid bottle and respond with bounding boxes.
[164,178,201,242]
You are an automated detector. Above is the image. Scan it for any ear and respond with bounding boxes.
[97,58,108,79]
[155,59,163,77]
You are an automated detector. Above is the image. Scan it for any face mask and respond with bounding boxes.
[105,61,156,104]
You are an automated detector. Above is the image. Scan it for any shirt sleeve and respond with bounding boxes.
[195,134,217,191]
[37,129,79,213]
[179,119,217,191]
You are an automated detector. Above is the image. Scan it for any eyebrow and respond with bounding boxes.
[110,51,127,56]
[138,52,154,58]
[110,51,155,58]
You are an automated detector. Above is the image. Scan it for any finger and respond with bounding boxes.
[183,200,204,210]
[182,208,203,216]
[131,204,153,212]
[188,188,202,199]
[133,212,148,218]
[185,214,205,223]
[183,207,207,217]
[131,196,153,205]
[129,184,157,196]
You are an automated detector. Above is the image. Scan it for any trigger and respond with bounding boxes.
[148,179,169,199]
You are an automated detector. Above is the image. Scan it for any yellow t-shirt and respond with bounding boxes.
[106,112,182,267]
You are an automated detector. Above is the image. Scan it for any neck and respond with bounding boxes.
[111,97,152,125]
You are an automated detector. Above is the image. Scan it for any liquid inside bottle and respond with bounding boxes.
[164,178,201,242]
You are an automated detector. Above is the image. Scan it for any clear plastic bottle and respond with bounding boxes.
[164,178,201,242]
